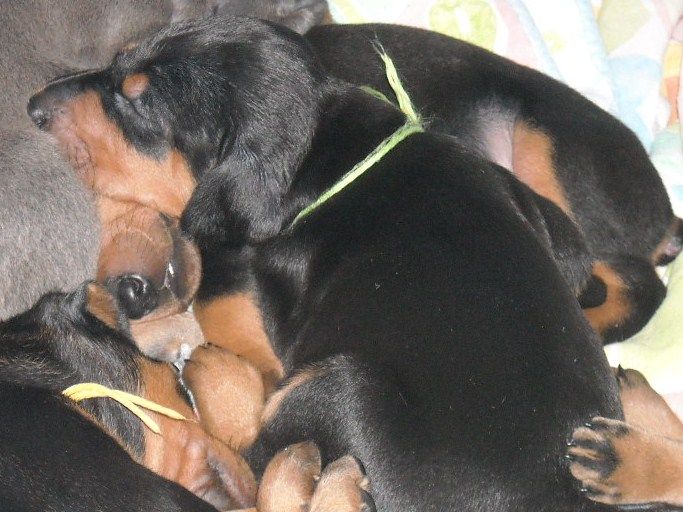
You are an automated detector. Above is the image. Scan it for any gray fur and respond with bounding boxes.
[0,0,327,319]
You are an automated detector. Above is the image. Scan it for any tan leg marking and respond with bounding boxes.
[512,121,572,216]
[50,90,195,218]
[182,344,265,450]
[583,261,632,336]
[255,443,374,512]
[616,367,683,440]
[139,359,257,509]
[194,293,284,391]
[309,456,373,512]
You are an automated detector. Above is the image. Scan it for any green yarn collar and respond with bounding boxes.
[287,49,424,230]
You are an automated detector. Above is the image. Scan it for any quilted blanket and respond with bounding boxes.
[328,0,683,415]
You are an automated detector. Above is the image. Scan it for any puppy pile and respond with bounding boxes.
[1,2,682,511]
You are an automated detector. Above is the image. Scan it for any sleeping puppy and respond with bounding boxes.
[302,24,682,343]
[0,281,373,512]
[33,20,675,344]
[0,0,328,320]
[568,368,683,510]
[29,17,626,510]
[0,281,256,510]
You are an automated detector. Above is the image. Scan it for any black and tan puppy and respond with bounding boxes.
[28,17,629,510]
[0,281,256,511]
[96,197,207,362]
[303,25,682,343]
[30,19,678,344]
[0,0,328,320]
[0,282,372,512]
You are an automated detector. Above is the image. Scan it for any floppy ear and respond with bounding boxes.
[181,153,287,250]
[210,0,329,34]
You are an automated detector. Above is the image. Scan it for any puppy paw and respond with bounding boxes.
[567,417,628,504]
[567,416,681,506]
[310,455,375,512]
[257,443,375,512]
[613,367,683,440]
[257,441,322,511]
[614,366,651,391]
[182,344,265,449]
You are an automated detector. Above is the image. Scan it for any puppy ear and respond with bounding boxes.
[81,282,124,331]
[210,0,329,34]
[270,0,330,34]
[181,156,286,250]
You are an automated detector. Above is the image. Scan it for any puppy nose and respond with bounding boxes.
[27,92,57,130]
[114,275,159,320]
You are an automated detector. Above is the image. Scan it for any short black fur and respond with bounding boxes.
[0,285,219,512]
[29,17,675,510]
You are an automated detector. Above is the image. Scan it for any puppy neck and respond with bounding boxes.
[284,83,410,228]
[181,81,407,249]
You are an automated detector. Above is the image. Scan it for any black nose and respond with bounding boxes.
[113,275,159,320]
[27,72,89,130]
[27,92,57,130]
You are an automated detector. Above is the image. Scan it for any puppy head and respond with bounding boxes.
[0,285,254,509]
[1,281,130,344]
[0,282,144,455]
[97,199,202,317]
[205,0,330,34]
[28,17,327,245]
[95,197,205,361]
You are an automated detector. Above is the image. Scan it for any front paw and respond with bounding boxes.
[144,419,256,510]
[183,344,265,449]
[309,455,375,512]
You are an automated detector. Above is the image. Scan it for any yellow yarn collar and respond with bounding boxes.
[63,382,187,435]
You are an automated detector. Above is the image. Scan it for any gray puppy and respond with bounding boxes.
[0,0,327,319]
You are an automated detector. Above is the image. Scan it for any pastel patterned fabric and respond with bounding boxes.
[328,0,683,414]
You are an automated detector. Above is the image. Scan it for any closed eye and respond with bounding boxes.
[114,91,148,120]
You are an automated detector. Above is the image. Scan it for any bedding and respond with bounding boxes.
[328,0,683,415]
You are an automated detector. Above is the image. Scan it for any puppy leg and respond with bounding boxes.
[256,441,321,512]
[616,367,683,440]
[568,417,683,507]
[194,293,284,391]
[255,442,375,512]
[182,343,265,450]
[140,359,258,509]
